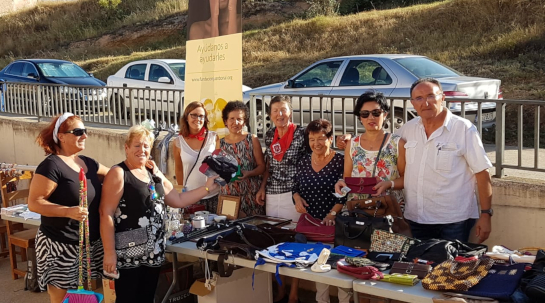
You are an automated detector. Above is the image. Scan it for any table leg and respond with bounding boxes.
[161,252,178,303]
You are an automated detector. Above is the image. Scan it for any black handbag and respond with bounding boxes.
[404,238,487,264]
[115,227,149,259]
[334,210,393,250]
[522,249,545,300]
[196,223,296,260]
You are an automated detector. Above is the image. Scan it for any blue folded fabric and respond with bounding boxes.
[330,245,366,257]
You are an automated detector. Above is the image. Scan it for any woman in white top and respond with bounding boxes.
[173,101,220,212]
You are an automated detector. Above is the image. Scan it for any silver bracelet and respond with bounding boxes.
[390,180,395,189]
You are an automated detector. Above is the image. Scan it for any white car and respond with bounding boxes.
[107,59,251,122]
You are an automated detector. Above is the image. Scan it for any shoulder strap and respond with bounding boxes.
[371,133,389,177]
[184,131,208,187]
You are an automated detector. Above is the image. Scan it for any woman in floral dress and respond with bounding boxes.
[335,91,406,207]
[219,101,265,217]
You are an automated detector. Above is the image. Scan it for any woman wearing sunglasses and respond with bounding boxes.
[28,113,110,303]
[335,91,407,207]
[100,125,218,303]
[173,101,220,213]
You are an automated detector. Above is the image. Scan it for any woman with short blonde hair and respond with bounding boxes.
[100,125,218,303]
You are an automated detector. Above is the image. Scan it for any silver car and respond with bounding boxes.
[244,54,501,132]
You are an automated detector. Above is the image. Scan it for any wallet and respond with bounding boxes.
[345,257,390,271]
[382,273,419,286]
[345,177,377,195]
[390,261,432,279]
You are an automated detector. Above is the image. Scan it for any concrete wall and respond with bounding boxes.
[1,115,544,249]
[0,115,126,168]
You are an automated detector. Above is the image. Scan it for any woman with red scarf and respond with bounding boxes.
[256,95,307,303]
[174,101,221,212]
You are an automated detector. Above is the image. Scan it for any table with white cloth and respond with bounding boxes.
[353,275,442,303]
[1,214,40,226]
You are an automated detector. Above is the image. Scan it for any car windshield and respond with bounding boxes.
[394,57,461,78]
[168,62,186,81]
[36,62,90,78]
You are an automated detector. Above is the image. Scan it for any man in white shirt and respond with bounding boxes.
[396,78,492,243]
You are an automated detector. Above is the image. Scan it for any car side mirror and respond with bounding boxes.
[285,79,294,88]
[158,77,172,84]
[89,73,94,78]
[28,73,39,80]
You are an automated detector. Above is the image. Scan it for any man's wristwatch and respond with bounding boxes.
[329,210,337,216]
[481,209,493,217]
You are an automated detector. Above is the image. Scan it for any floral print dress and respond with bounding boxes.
[114,162,167,269]
[348,133,405,208]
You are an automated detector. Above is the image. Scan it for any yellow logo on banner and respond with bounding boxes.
[184,34,243,137]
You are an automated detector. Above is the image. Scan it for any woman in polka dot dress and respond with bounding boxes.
[292,118,349,303]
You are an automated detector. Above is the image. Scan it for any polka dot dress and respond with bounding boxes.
[293,153,346,220]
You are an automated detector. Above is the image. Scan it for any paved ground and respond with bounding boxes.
[0,256,49,303]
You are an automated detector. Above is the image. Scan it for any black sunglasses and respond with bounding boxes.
[359,109,383,119]
[65,128,87,136]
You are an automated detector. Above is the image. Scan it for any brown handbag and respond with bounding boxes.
[390,261,432,279]
[421,258,495,291]
[347,196,412,237]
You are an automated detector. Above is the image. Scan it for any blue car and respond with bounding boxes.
[0,59,107,112]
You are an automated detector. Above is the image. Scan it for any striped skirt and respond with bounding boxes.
[36,229,104,291]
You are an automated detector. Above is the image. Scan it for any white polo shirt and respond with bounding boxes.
[396,109,492,224]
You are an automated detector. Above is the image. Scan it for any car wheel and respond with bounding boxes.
[383,109,405,132]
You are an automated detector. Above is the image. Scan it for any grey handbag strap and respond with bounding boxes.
[371,133,389,177]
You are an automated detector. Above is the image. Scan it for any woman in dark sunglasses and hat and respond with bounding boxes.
[28,112,110,303]
[334,91,407,208]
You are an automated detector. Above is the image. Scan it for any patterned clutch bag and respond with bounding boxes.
[369,229,417,254]
[422,257,495,291]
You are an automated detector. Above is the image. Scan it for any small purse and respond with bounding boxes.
[370,229,417,254]
[383,273,419,286]
[295,213,335,243]
[115,227,149,259]
[421,257,495,291]
[344,134,387,195]
[344,177,378,195]
[390,261,432,279]
[336,263,384,280]
[345,257,390,271]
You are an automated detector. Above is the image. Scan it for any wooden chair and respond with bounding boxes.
[0,220,9,258]
[1,170,38,279]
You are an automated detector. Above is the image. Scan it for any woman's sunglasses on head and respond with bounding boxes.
[359,109,383,119]
[65,128,87,136]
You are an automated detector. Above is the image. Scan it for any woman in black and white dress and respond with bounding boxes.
[100,125,219,303]
[28,113,110,303]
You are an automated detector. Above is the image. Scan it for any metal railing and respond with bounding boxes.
[0,81,185,127]
[1,81,544,178]
[248,93,545,178]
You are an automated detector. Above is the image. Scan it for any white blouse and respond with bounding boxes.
[176,131,219,199]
